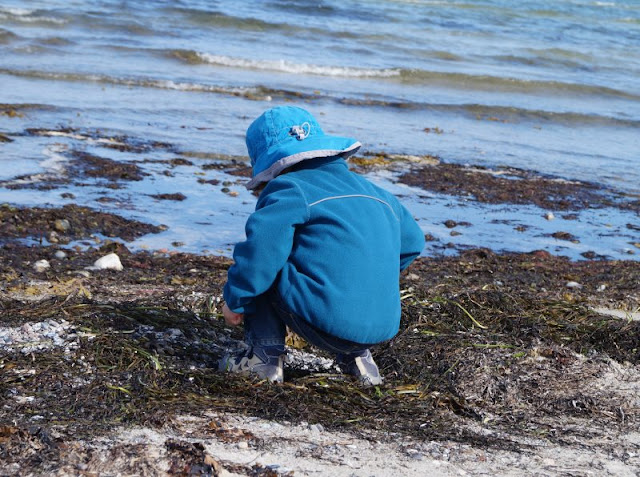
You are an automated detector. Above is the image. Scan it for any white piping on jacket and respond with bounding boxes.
[308,194,399,220]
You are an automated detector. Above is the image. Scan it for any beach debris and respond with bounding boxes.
[0,319,77,354]
[149,193,187,201]
[48,231,60,244]
[309,423,324,432]
[597,284,607,292]
[545,212,555,220]
[54,250,67,260]
[285,348,336,373]
[591,307,640,321]
[33,260,50,273]
[551,231,578,242]
[88,253,124,271]
[54,219,71,232]
[444,220,457,228]
[566,281,583,289]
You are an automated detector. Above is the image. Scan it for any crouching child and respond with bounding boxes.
[220,106,425,385]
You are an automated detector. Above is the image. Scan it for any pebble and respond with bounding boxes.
[544,212,555,220]
[566,281,583,289]
[54,219,71,232]
[236,441,249,450]
[48,231,60,243]
[310,424,324,433]
[166,328,183,339]
[597,284,607,292]
[34,259,50,272]
[89,253,123,271]
[54,250,67,259]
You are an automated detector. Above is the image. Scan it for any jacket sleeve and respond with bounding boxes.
[223,179,309,313]
[397,203,425,271]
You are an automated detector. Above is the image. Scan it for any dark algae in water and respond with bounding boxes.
[0,203,166,242]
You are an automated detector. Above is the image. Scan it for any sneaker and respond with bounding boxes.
[218,346,284,383]
[336,349,382,386]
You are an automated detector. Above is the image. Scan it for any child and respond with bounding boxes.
[219,106,425,385]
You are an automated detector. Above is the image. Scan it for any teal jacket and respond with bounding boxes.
[223,157,425,344]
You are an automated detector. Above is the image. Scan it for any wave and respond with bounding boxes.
[0,7,35,16]
[0,68,274,101]
[0,7,67,25]
[167,50,640,100]
[0,28,18,44]
[2,67,638,128]
[397,69,640,100]
[166,8,305,33]
[164,7,358,37]
[255,86,640,127]
[170,50,402,78]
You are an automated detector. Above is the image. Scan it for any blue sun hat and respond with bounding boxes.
[245,106,361,190]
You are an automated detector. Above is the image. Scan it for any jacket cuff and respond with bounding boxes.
[222,287,245,314]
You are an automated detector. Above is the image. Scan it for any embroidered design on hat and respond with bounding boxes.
[289,122,310,140]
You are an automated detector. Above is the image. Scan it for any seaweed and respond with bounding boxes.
[1,244,638,465]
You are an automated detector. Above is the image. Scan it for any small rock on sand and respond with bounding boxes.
[34,260,50,272]
[89,253,123,271]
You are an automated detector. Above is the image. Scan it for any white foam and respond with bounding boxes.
[0,7,35,16]
[0,10,67,24]
[40,144,71,174]
[195,53,401,78]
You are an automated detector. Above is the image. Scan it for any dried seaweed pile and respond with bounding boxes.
[2,244,638,472]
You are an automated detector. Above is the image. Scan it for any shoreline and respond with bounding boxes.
[1,125,639,476]
[1,126,639,261]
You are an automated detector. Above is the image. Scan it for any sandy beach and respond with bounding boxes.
[1,154,639,476]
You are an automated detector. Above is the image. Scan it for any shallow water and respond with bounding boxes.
[1,0,639,259]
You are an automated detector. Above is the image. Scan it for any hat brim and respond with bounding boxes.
[246,136,361,190]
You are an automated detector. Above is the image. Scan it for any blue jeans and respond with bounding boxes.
[243,287,372,355]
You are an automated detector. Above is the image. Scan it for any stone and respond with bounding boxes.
[48,231,60,243]
[34,260,50,272]
[90,253,123,271]
[54,219,71,232]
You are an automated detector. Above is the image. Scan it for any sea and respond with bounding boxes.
[1,0,639,260]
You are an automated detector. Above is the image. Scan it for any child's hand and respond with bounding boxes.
[222,303,244,326]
